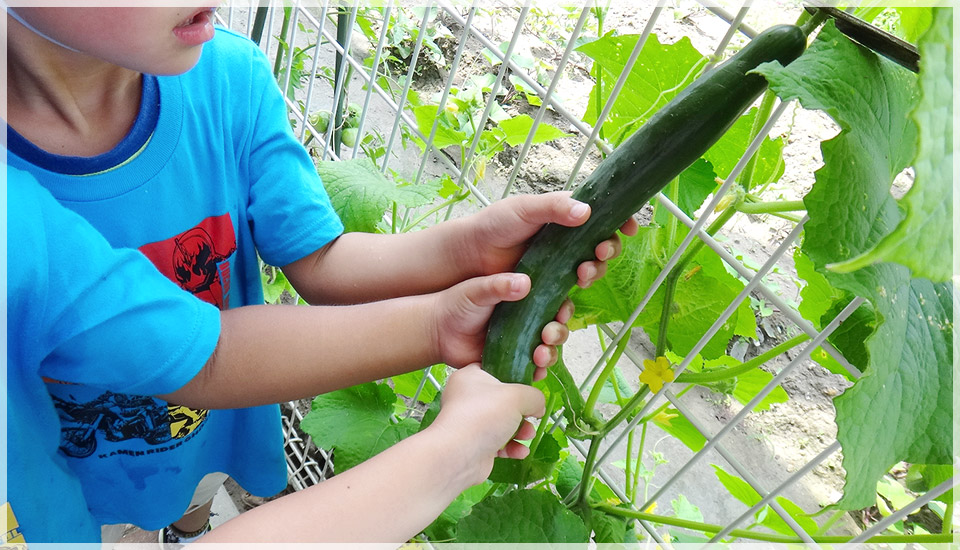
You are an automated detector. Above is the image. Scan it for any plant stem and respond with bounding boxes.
[332,7,350,156]
[737,200,806,214]
[815,508,846,535]
[583,327,631,417]
[401,191,468,231]
[800,9,829,36]
[577,385,650,506]
[737,89,777,190]
[676,333,811,384]
[624,428,634,502]
[943,498,954,535]
[272,8,293,79]
[528,392,559,457]
[576,433,602,506]
[593,504,955,544]
[632,422,648,501]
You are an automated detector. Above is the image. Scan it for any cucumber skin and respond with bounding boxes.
[481,25,807,385]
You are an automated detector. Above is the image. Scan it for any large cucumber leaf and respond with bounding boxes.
[827,7,953,282]
[754,20,953,509]
[456,489,589,542]
[300,382,418,472]
[319,157,439,233]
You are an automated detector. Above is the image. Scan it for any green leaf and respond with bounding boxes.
[877,476,916,511]
[488,430,562,485]
[731,367,789,411]
[652,407,706,452]
[795,250,866,380]
[702,106,786,189]
[577,32,707,145]
[832,279,954,508]
[591,508,634,544]
[712,465,817,536]
[456,489,589,542]
[300,382,418,472]
[827,8,953,282]
[390,364,448,404]
[905,463,954,504]
[633,239,757,359]
[260,266,295,304]
[570,227,755,360]
[671,494,703,523]
[896,7,934,43]
[496,114,571,147]
[652,159,718,227]
[755,22,952,508]
[423,481,491,542]
[412,104,466,149]
[597,366,634,405]
[319,158,438,233]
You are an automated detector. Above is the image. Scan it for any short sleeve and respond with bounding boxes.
[237,35,344,266]
[7,167,221,396]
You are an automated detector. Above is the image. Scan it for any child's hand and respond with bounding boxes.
[429,364,546,486]
[430,273,567,380]
[459,191,639,289]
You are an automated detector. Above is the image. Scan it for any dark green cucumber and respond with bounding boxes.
[481,24,807,385]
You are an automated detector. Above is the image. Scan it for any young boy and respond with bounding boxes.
[6,166,546,544]
[4,5,635,543]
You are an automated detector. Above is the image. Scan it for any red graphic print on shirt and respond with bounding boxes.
[138,213,237,310]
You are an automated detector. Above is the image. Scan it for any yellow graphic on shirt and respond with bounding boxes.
[168,405,209,438]
[1,503,26,548]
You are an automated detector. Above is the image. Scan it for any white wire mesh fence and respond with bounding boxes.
[219,2,955,545]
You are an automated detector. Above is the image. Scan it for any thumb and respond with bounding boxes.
[506,191,591,228]
[459,273,530,308]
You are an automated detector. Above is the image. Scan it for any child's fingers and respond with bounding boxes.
[576,260,608,288]
[620,215,640,236]
[595,234,623,262]
[503,191,590,228]
[555,298,575,325]
[533,344,559,369]
[497,440,531,460]
[460,273,531,307]
[541,321,569,347]
[514,419,537,441]
[509,382,546,419]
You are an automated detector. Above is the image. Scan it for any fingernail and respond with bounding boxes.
[510,274,524,291]
[570,201,589,218]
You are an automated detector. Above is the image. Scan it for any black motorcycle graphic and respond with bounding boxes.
[53,392,173,458]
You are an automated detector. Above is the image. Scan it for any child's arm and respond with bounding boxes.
[195,365,546,544]
[159,272,563,409]
[281,191,639,305]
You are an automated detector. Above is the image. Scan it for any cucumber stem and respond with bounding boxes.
[675,333,810,384]
[737,199,806,214]
[592,503,956,544]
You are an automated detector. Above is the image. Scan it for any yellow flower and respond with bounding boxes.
[640,356,675,393]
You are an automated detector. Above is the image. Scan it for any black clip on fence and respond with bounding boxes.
[804,4,920,73]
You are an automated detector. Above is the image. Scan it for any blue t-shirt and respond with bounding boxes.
[4,166,222,543]
[6,27,343,529]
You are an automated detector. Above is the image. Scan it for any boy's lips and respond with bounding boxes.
[173,8,216,46]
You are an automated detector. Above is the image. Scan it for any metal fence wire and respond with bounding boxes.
[217,1,956,545]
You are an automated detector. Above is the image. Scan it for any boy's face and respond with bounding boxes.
[11,5,221,75]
